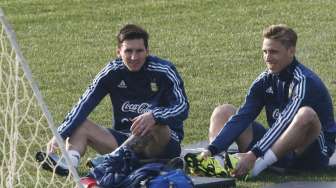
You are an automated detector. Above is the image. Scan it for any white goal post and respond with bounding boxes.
[0,8,82,188]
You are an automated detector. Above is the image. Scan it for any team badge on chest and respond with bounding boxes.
[150,82,158,92]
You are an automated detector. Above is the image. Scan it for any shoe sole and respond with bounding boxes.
[35,151,69,176]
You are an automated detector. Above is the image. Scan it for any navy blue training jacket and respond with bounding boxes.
[209,58,336,157]
[57,55,189,141]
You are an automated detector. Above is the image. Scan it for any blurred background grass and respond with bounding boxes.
[1,0,336,187]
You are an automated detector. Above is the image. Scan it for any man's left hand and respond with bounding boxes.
[232,151,257,177]
[130,112,156,136]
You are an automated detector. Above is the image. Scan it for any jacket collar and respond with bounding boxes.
[268,57,298,81]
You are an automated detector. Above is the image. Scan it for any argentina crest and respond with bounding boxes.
[150,81,158,92]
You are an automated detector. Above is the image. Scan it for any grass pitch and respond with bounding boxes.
[2,0,336,187]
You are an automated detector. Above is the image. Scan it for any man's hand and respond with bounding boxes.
[47,136,59,153]
[232,151,257,177]
[130,112,156,136]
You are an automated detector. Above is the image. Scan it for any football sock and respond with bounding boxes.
[67,149,81,167]
[214,155,225,167]
[251,149,277,177]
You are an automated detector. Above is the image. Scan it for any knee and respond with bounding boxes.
[293,106,321,130]
[150,125,170,142]
[209,104,236,142]
[140,126,170,158]
[297,106,319,122]
[211,104,236,120]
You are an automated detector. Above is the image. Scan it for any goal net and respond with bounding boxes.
[0,8,82,188]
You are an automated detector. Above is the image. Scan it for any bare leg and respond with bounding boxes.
[271,106,321,158]
[236,125,254,153]
[209,104,236,142]
[120,125,171,158]
[68,118,171,159]
[67,119,119,156]
[209,104,253,152]
[251,106,322,176]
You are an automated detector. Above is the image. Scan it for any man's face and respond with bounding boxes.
[262,38,295,74]
[117,39,148,72]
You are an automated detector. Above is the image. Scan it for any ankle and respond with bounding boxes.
[67,149,81,167]
[251,149,278,177]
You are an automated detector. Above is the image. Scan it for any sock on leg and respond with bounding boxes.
[67,150,81,167]
[251,149,278,177]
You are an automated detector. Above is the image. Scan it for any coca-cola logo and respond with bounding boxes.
[121,101,152,114]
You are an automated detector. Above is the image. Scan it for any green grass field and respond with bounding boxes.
[1,0,336,187]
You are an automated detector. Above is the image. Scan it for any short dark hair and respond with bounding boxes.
[263,24,297,48]
[117,24,149,49]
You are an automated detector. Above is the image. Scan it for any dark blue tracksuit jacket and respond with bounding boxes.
[57,55,189,142]
[209,58,336,158]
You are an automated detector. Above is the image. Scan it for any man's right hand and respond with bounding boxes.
[47,136,59,153]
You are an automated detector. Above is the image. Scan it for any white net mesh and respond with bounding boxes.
[0,9,81,188]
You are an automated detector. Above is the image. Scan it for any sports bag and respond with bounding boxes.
[87,146,140,188]
[117,162,164,188]
[118,162,194,188]
[148,169,194,188]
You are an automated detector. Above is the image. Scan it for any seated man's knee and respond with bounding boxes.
[293,106,321,131]
[150,125,170,143]
[128,125,171,158]
[211,104,236,120]
[297,106,319,123]
[209,104,236,142]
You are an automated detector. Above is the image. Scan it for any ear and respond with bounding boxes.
[288,46,296,57]
[145,48,149,56]
[116,47,121,58]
